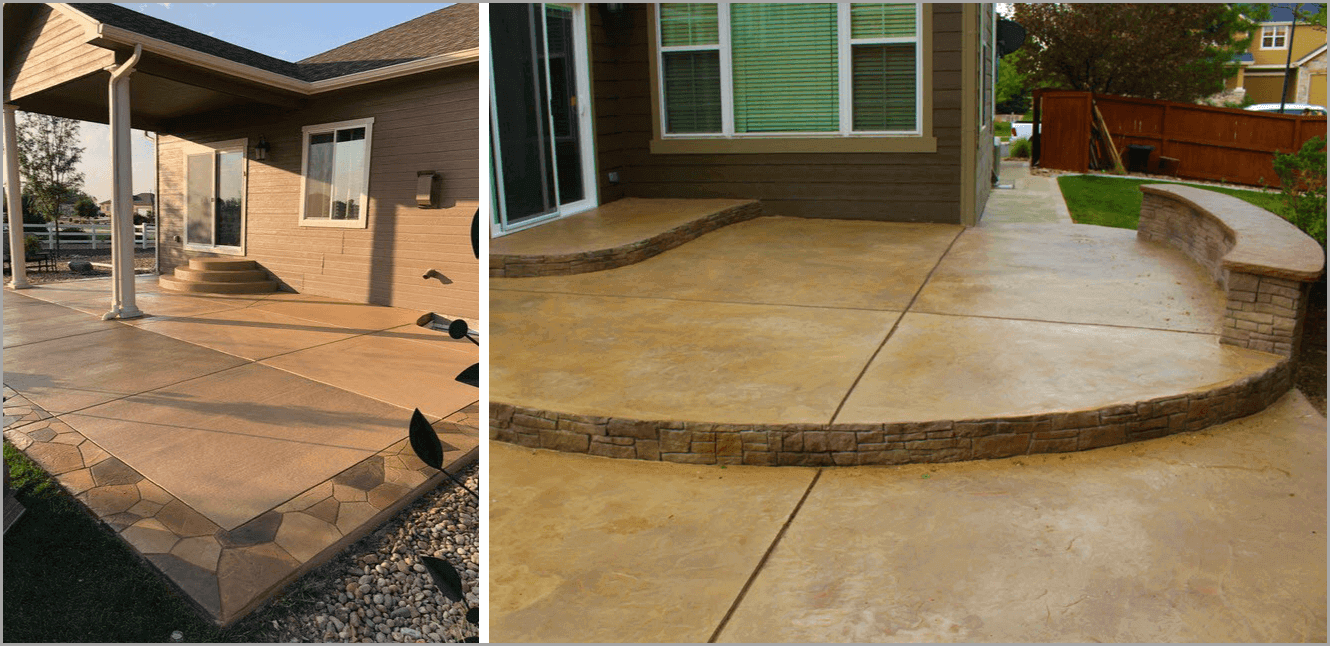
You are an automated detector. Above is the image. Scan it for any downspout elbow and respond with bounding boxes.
[109,44,142,83]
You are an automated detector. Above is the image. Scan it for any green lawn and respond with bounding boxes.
[3,442,263,643]
[1057,175,1288,230]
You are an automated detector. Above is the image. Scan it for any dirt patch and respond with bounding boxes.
[6,249,157,286]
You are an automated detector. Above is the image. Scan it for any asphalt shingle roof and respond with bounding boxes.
[297,3,478,81]
[1267,3,1322,23]
[64,2,476,84]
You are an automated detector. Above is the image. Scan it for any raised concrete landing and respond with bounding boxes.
[490,198,763,277]
[489,391,1326,642]
[490,218,1289,465]
[3,276,479,625]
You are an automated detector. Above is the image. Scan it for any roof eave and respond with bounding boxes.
[306,48,479,93]
[52,5,476,97]
[96,23,309,92]
[1295,44,1328,66]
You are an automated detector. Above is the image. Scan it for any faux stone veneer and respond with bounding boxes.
[490,201,766,277]
[491,360,1293,466]
[1138,184,1325,357]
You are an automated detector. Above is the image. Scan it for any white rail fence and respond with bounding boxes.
[3,223,156,251]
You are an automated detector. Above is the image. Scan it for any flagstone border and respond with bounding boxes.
[3,387,478,626]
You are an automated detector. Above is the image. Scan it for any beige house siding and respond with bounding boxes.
[590,3,967,224]
[157,65,479,320]
[1250,24,1325,67]
[4,5,113,102]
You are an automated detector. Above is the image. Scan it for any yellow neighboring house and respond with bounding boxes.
[1225,3,1328,106]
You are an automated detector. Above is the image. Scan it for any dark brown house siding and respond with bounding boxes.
[157,65,479,320]
[589,3,965,224]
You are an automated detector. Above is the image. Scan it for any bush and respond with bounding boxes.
[1008,137,1032,159]
[1272,136,1327,249]
[995,121,1013,138]
[23,234,41,255]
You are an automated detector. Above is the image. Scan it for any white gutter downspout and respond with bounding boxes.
[3,105,29,289]
[103,44,142,320]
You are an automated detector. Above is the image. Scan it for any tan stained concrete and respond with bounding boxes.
[260,331,478,422]
[492,197,753,257]
[492,217,1257,427]
[837,312,1281,424]
[913,223,1228,333]
[4,324,249,413]
[3,279,479,626]
[133,306,363,361]
[490,289,900,424]
[63,363,412,530]
[497,217,962,311]
[488,392,1327,643]
[488,440,819,643]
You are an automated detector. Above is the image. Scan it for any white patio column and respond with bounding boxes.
[3,105,29,289]
[104,45,142,319]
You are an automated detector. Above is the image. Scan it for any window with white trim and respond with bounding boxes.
[1261,25,1288,49]
[300,117,374,228]
[657,3,923,137]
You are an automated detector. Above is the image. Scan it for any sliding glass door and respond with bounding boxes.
[490,3,595,235]
[184,138,246,254]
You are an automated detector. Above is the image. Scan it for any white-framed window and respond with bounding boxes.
[656,3,923,138]
[1261,25,1289,49]
[299,117,374,228]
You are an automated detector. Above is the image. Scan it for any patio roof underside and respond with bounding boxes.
[4,5,302,131]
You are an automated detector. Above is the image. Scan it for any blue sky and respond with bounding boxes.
[78,3,451,202]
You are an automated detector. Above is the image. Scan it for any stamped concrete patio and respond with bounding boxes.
[491,214,1287,458]
[2,276,479,625]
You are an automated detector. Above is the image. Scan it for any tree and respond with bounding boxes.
[74,195,100,220]
[995,50,1032,115]
[1012,4,1261,103]
[16,113,84,259]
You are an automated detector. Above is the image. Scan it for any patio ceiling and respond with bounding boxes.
[4,46,304,133]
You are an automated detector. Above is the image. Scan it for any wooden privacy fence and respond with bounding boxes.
[1032,89,1327,187]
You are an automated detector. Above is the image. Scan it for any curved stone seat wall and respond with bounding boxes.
[1138,184,1325,357]
[490,359,1292,466]
[490,201,766,278]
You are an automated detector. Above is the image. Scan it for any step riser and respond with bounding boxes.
[159,276,276,294]
[174,267,269,283]
[188,258,258,271]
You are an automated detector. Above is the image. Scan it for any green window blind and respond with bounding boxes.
[660,3,718,47]
[852,43,916,131]
[663,51,723,133]
[731,3,838,133]
[850,4,916,39]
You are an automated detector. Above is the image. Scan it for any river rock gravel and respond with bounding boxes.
[234,465,479,643]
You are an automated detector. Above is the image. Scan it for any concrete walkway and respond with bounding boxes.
[489,391,1326,642]
[2,276,479,625]
[982,159,1073,224]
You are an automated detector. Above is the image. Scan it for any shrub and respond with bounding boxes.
[23,234,41,255]
[1008,137,1032,159]
[1272,136,1327,249]
[995,121,1012,138]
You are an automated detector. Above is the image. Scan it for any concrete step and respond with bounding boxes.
[174,266,269,283]
[188,257,258,271]
[159,274,276,294]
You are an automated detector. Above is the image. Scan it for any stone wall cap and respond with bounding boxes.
[1140,184,1325,281]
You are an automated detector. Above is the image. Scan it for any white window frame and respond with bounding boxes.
[1261,24,1289,50]
[656,2,924,139]
[181,137,247,256]
[298,117,374,229]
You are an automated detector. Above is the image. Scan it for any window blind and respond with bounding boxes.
[852,43,916,131]
[663,51,723,133]
[660,3,718,46]
[731,3,838,133]
[850,3,916,39]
